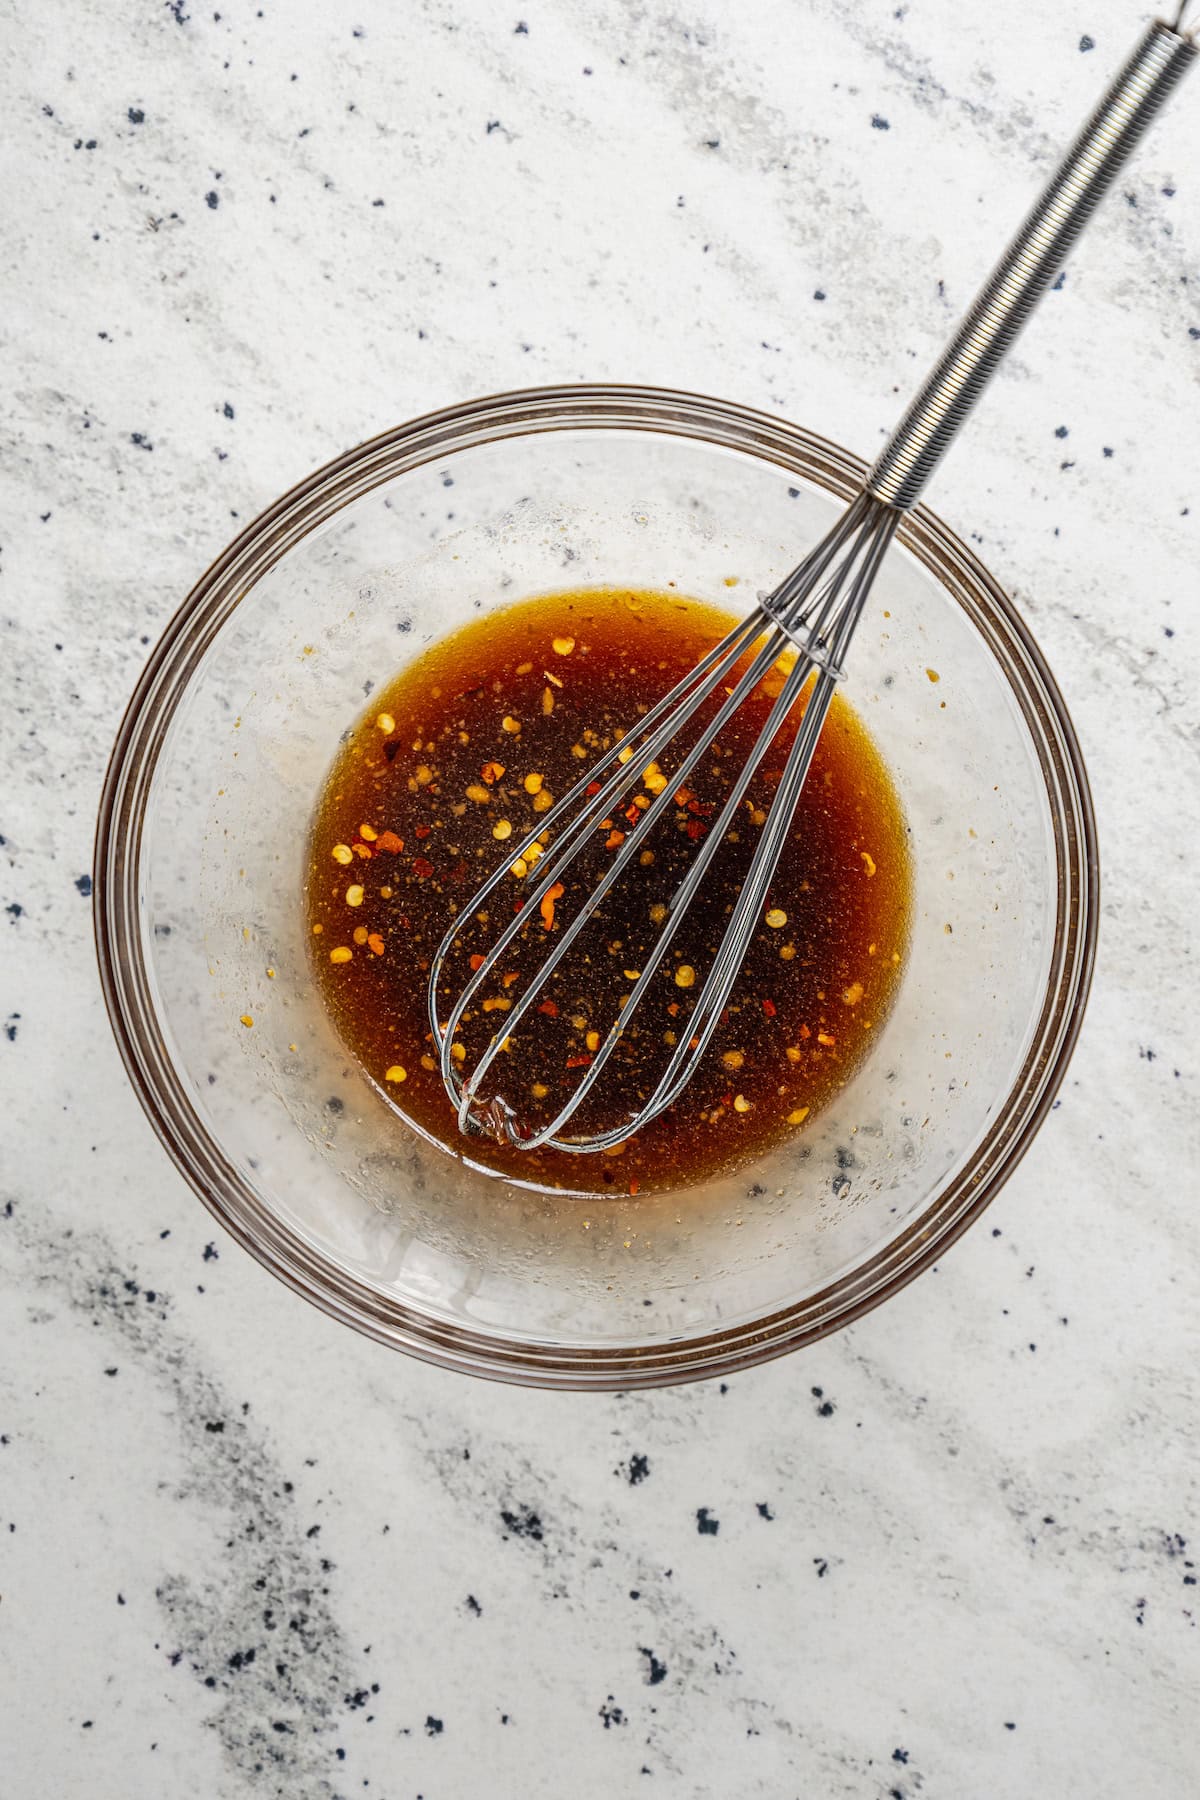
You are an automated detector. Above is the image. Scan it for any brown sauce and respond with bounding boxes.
[306,588,911,1196]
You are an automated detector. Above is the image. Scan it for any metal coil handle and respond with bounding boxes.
[867,14,1197,511]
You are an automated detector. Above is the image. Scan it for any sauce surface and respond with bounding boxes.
[306,588,911,1196]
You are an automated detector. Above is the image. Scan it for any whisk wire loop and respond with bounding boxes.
[430,496,898,1151]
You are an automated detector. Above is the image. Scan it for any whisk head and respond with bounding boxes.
[428,489,898,1153]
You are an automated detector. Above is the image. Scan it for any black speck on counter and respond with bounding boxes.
[696,1507,719,1536]
[223,402,235,420]
[205,190,219,209]
[599,1697,625,1729]
[1080,35,1095,51]
[893,1748,909,1764]
[203,1242,218,1261]
[128,107,145,124]
[424,1715,443,1736]
[75,873,92,896]
[639,1647,667,1686]
[1054,425,1069,438]
[871,114,890,129]
[756,1502,774,1520]
[465,1595,481,1616]
[812,1385,836,1417]
[499,1505,543,1542]
[620,1453,650,1486]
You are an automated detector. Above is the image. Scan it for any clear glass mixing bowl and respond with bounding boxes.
[95,387,1097,1388]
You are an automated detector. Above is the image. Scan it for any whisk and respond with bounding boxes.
[431,9,1196,1154]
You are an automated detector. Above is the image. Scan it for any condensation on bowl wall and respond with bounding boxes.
[95,388,1096,1387]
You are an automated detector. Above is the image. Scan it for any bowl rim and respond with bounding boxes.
[93,383,1099,1389]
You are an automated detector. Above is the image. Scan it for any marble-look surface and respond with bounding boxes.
[3,1,1199,1794]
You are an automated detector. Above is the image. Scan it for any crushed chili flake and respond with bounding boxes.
[537,999,559,1016]
[375,830,404,854]
[540,881,565,930]
[412,856,434,879]
[565,1053,593,1068]
[762,998,777,1017]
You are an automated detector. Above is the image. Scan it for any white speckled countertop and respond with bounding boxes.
[3,1,1199,1794]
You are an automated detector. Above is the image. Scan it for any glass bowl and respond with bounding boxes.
[94,386,1097,1389]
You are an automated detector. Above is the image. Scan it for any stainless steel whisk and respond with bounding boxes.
[431,8,1196,1153]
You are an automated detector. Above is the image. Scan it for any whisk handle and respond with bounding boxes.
[866,17,1197,512]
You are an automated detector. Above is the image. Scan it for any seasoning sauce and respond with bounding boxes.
[306,588,911,1197]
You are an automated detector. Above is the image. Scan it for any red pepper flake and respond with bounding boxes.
[367,933,385,956]
[605,829,625,850]
[799,1023,811,1039]
[762,997,777,1017]
[628,1178,640,1196]
[686,820,708,840]
[565,1053,593,1068]
[375,830,404,854]
[414,824,431,839]
[352,841,373,860]
[540,881,565,930]
[687,799,714,817]
[585,781,602,797]
[469,953,486,971]
[537,999,559,1017]
[412,856,434,880]
[624,801,641,824]
[666,1001,680,1016]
